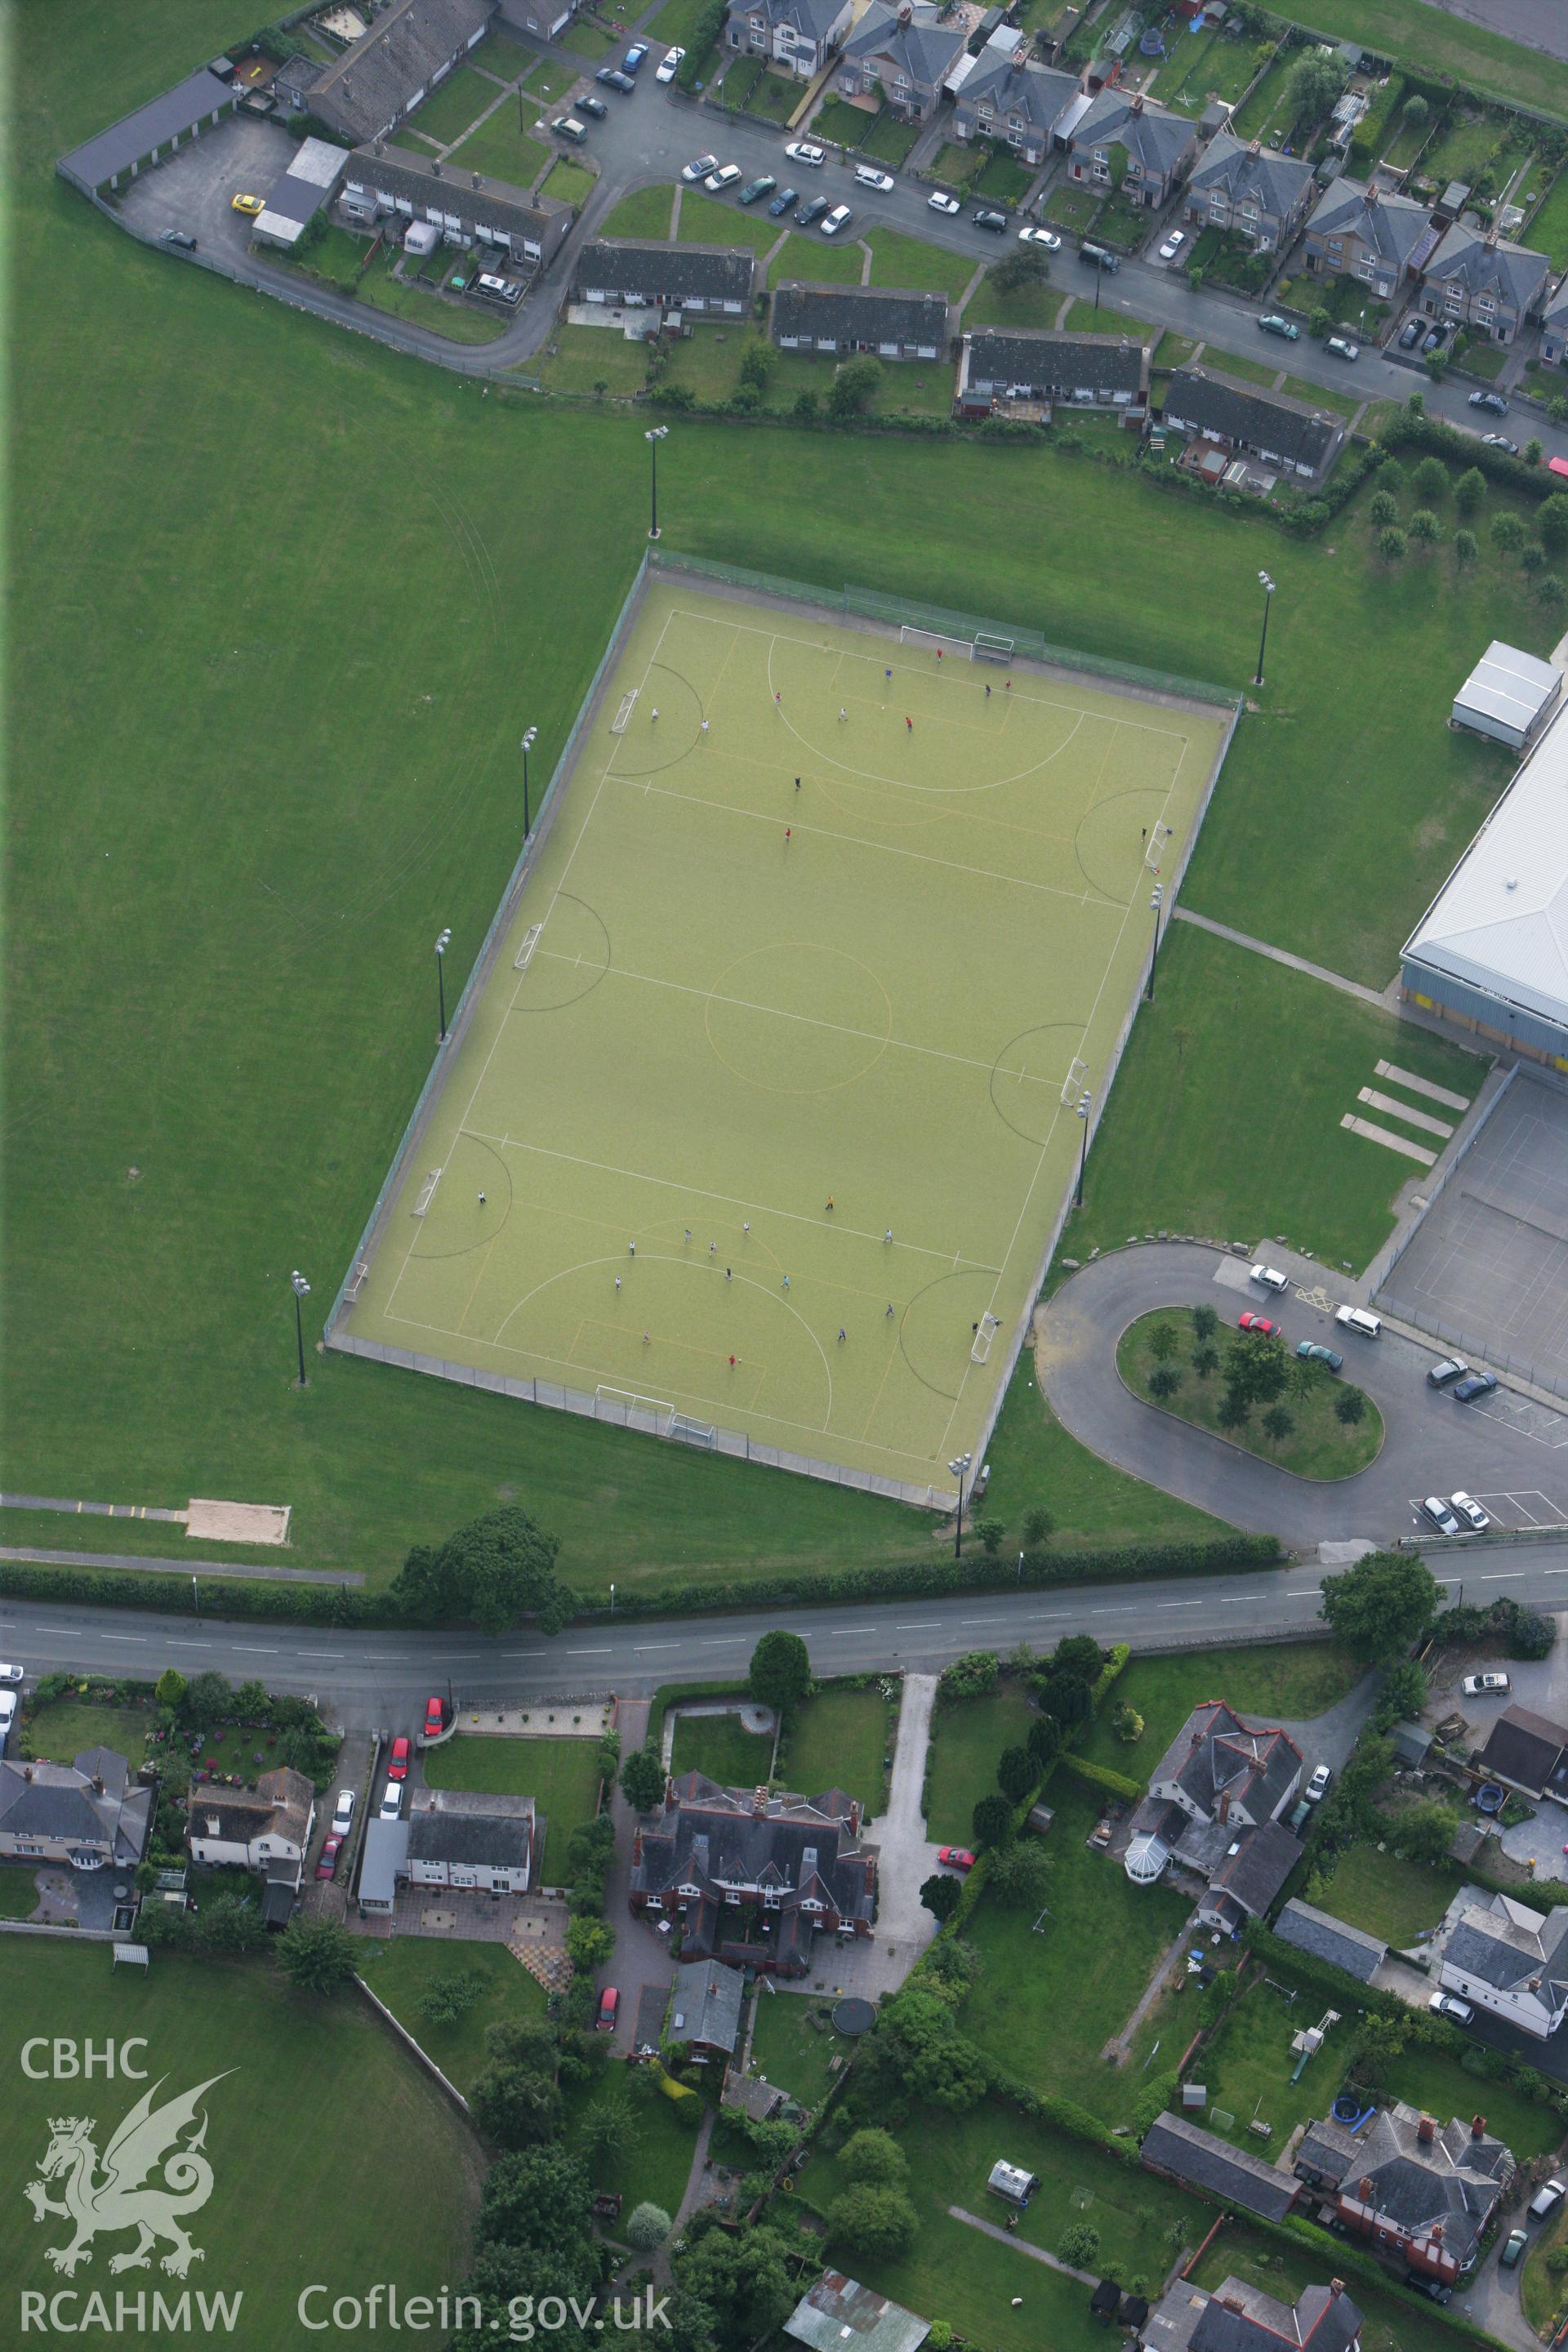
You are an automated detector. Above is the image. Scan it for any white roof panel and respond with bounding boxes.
[1454,638,1561,736]
[292,135,350,189]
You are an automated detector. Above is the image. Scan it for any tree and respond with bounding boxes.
[234,1677,271,1721]
[1512,1607,1557,1659]
[1367,488,1399,528]
[997,1744,1038,1804]
[827,356,883,420]
[416,1970,483,2027]
[829,2185,919,2259]
[1402,91,1429,127]
[1321,1548,1440,1660]
[1191,1303,1218,1343]
[181,1670,234,1730]
[626,2202,671,2250]
[974,1516,1004,1557]
[1308,305,1331,339]
[749,1627,811,1713]
[839,2128,908,2188]
[1192,1343,1219,1381]
[1027,1712,1062,1766]
[1374,1657,1428,1727]
[1261,1404,1294,1447]
[391,1505,568,1637]
[942,1649,1000,1699]
[739,341,771,391]
[1521,540,1548,575]
[1541,574,1567,612]
[1022,1505,1054,1548]
[1148,1365,1182,1401]
[470,2056,565,2151]
[1409,507,1443,546]
[1149,1321,1180,1362]
[1217,1388,1250,1432]
[155,1668,187,1709]
[1492,509,1526,553]
[1454,528,1479,568]
[580,2082,641,2171]
[276,1916,359,1997]
[1112,1700,1144,1744]
[1397,1794,1460,1864]
[1049,1633,1102,1685]
[1454,466,1487,516]
[972,1792,1013,1849]
[1059,2221,1101,2269]
[989,245,1052,299]
[592,378,608,400]
[1412,455,1448,503]
[920,1870,963,1923]
[675,2217,797,2344]
[1226,1333,1286,1409]
[1539,493,1568,552]
[985,1838,1053,1910]
[1378,525,1408,564]
[619,1743,666,1813]
[1286,49,1346,131]
[566,1916,615,1970]
[793,389,819,422]
[1526,438,1544,467]
[1335,1385,1367,1427]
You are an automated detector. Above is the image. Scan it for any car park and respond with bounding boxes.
[1481,433,1519,454]
[1237,1312,1280,1336]
[1250,1263,1289,1292]
[1429,1989,1474,2025]
[938,1846,976,1870]
[387,1735,412,1780]
[1427,1356,1468,1388]
[973,208,1009,232]
[596,1985,619,2031]
[1019,225,1060,249]
[786,140,826,167]
[332,1788,356,1838]
[929,191,960,215]
[576,93,608,118]
[232,192,264,215]
[1295,1340,1343,1371]
[738,174,777,204]
[1530,2180,1567,2221]
[683,154,719,180]
[1502,2229,1530,2268]
[160,229,198,249]
[853,166,895,192]
[1453,1371,1497,1401]
[795,195,828,227]
[1305,1763,1332,1804]
[1258,314,1298,340]
[379,1782,403,1821]
[769,186,799,216]
[1334,1305,1380,1339]
[706,164,742,192]
[1326,335,1358,360]
[1451,1494,1491,1534]
[1158,228,1186,261]
[551,116,588,144]
[597,67,635,91]
[656,45,684,80]
[1399,318,1423,348]
[1422,1495,1461,1536]
[1462,1669,1510,1695]
[315,1835,343,1882]
[821,205,853,235]
[1468,390,1508,415]
[622,42,648,70]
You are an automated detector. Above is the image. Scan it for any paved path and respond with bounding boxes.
[1170,908,1389,1010]
[859,1672,943,1993]
[0,1544,360,1585]
[949,2206,1097,2285]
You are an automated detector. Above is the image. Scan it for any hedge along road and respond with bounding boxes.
[9,1539,1568,1724]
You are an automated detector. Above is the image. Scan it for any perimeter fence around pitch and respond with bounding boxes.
[324,547,1244,1509]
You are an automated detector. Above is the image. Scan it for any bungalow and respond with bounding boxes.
[1303,176,1437,300]
[295,0,497,146]
[1294,2104,1512,2280]
[1162,366,1344,483]
[575,239,757,318]
[772,283,949,359]
[342,145,572,278]
[1182,132,1316,254]
[724,0,854,81]
[836,2,969,123]
[1419,222,1551,347]
[187,1766,315,1890]
[0,1748,152,1873]
[1066,87,1199,211]
[629,1770,875,1976]
[951,55,1079,167]
[955,327,1149,417]
[1438,1888,1568,2040]
[668,1957,746,2059]
[1141,2112,1302,2221]
[1138,2278,1363,2352]
[1541,274,1568,367]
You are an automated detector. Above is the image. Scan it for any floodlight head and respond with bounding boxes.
[522,726,537,751]
[435,927,451,956]
[646,425,669,444]
[1259,570,1276,593]
[292,1270,310,1298]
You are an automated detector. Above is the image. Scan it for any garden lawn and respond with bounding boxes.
[24,1695,153,1765]
[406,62,499,146]
[670,1709,775,1786]
[1422,106,1505,189]
[676,188,780,254]
[648,0,719,44]
[973,149,1033,205]
[482,28,540,82]
[783,1683,890,1811]
[1153,330,1200,371]
[519,59,568,102]
[1231,53,1294,145]
[540,156,595,207]
[767,229,865,288]
[287,221,368,288]
[924,1679,1036,1846]
[983,1352,1232,1550]
[742,69,800,125]
[1280,371,1358,417]
[1062,296,1159,341]
[600,183,678,238]
[0,1865,42,1918]
[748,1988,853,2108]
[364,1934,548,2097]
[1149,20,1258,115]
[1377,2042,1564,2165]
[1457,338,1510,383]
[960,270,1062,331]
[422,1733,603,1883]
[812,97,883,149]
[356,258,512,342]
[1117,1307,1384,1480]
[1076,1644,1364,1779]
[1043,183,1101,233]
[860,111,920,166]
[1190,2218,1468,2352]
[1203,345,1288,389]
[1317,1841,1461,1949]
[865,225,977,301]
[1195,1966,1348,2152]
[564,2062,697,2216]
[932,140,984,191]
[1527,171,1568,273]
[536,324,653,397]
[449,111,552,189]
[0,1940,483,2349]
[1054,926,1489,1276]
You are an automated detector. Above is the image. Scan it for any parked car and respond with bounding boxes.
[1481,433,1519,454]
[1501,2230,1530,2268]
[231,192,265,215]
[1461,1670,1511,1696]
[1421,321,1448,353]
[705,163,742,192]
[853,166,895,193]
[576,94,608,118]
[768,186,799,216]
[1304,1764,1332,1804]
[1019,225,1060,249]
[1469,390,1509,416]
[423,1695,445,1739]
[821,205,853,235]
[1295,1341,1343,1371]
[1453,1371,1498,1401]
[938,1846,976,1871]
[621,42,649,70]
[315,1835,344,1882]
[1078,242,1119,271]
[1398,317,1423,348]
[0,1663,23,1686]
[929,191,961,215]
[596,1985,619,2031]
[795,195,828,227]
[1422,1495,1461,1537]
[1403,2274,1453,2305]
[656,44,684,80]
[597,66,636,91]
[682,153,719,181]
[159,229,198,249]
[1334,1305,1380,1339]
[1258,314,1298,340]
[1430,1989,1474,2025]
[973,207,1009,232]
[551,116,588,144]
[332,1788,356,1838]
[0,1690,16,1742]
[379,1782,403,1822]
[1427,1356,1468,1388]
[1158,227,1187,261]
[1451,1494,1492,1534]
[1326,335,1359,360]
[1530,2180,1567,2221]
[387,1735,412,1780]
[1250,1263,1289,1293]
[785,140,826,167]
[738,175,777,204]
[1236,1312,1280,1336]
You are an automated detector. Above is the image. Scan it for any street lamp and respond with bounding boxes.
[291,1268,310,1389]
[1254,570,1275,688]
[192,1575,199,1617]
[609,1582,616,1619]
[1145,884,1165,1003]
[1074,1087,1093,1208]
[645,425,669,542]
[949,1451,973,1560]
[434,926,452,1041]
[521,726,537,840]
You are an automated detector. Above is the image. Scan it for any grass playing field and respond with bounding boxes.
[341,579,1231,1492]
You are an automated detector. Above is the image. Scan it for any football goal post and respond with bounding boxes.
[899,625,972,660]
[610,688,639,734]
[971,1312,1000,1365]
[412,1166,444,1217]
[1145,822,1174,872]
[514,922,543,973]
[670,1413,716,1450]
[1059,1056,1089,1108]
[595,1385,674,1433]
[974,632,1014,664]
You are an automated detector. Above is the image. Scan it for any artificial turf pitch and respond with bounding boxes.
[341,579,1228,1491]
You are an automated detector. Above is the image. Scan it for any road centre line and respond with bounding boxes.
[99,1634,145,1643]
[232,1645,280,1654]
[635,1642,680,1651]
[897,1621,942,1630]
[568,1646,613,1655]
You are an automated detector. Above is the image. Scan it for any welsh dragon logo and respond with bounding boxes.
[24,2074,233,2278]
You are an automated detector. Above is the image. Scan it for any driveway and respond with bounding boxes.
[602,1697,675,2051]
[1463,2227,1543,2352]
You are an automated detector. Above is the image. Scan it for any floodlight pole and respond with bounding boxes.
[435,926,452,1040]
[950,1452,973,1559]
[522,726,537,840]
[1254,570,1275,688]
[292,1269,311,1389]
[1074,1088,1092,1208]
[1145,886,1165,1003]
[645,425,668,541]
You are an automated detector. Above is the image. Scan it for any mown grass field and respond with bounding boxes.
[421,1733,603,1883]
[782,1683,890,1810]
[983,1352,1232,1548]
[1076,1643,1363,1778]
[923,1679,1037,1846]
[670,1710,775,1787]
[1316,1839,1462,1949]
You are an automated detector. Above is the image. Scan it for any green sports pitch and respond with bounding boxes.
[337,575,1231,1497]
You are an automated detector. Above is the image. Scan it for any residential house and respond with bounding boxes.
[669,1958,746,2060]
[0,1748,152,1873]
[1182,132,1316,253]
[186,1766,315,1891]
[1065,87,1200,212]
[955,326,1149,417]
[1541,274,1568,366]
[341,145,572,278]
[772,283,950,359]
[1139,2277,1364,2352]
[836,2,969,123]
[784,2273,929,2352]
[1162,366,1345,483]
[407,1787,535,1891]
[1122,1698,1305,1927]
[1438,1888,1568,2039]
[1419,221,1551,346]
[296,0,497,146]
[724,0,854,82]
[1475,1704,1568,1802]
[628,1770,875,1976]
[1273,1897,1388,1984]
[1294,2104,1513,2280]
[1302,176,1437,299]
[575,239,758,317]
[1140,2112,1303,2221]
[951,55,1079,167]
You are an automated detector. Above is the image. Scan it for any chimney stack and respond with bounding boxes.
[1472,2114,1486,2138]
[753,1784,769,1817]
[1418,2115,1437,2144]
[1330,2282,1345,2300]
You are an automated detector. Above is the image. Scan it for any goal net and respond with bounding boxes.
[899,625,972,661]
[412,1166,444,1217]
[611,688,639,734]
[1145,822,1174,873]
[1059,1056,1089,1108]
[514,922,543,973]
[970,1312,1000,1365]
[670,1413,716,1450]
[595,1385,673,1433]
[974,632,1014,664]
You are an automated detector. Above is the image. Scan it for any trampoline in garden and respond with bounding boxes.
[833,1998,876,2036]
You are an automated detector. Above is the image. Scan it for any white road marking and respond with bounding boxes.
[231,1645,280,1654]
[896,1621,942,1630]
[635,1642,680,1651]
[568,1646,613,1655]
[99,1634,146,1644]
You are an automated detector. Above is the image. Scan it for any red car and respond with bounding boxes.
[387,1735,412,1781]
[315,1835,343,1882]
[423,1695,444,1740]
[597,1986,619,2032]
[1237,1313,1279,1337]
[938,1846,976,1871]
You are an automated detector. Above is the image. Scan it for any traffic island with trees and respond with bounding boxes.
[1117,1304,1383,1477]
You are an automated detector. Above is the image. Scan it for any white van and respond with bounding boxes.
[1334,1305,1381,1339]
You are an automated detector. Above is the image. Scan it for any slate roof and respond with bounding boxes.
[1069,87,1195,179]
[1186,131,1314,220]
[305,0,496,141]
[1304,176,1435,272]
[670,1957,746,2051]
[1477,1704,1568,1795]
[958,54,1077,133]
[577,238,757,304]
[1141,2112,1300,2220]
[728,0,847,41]
[962,327,1147,397]
[1297,2102,1512,2271]
[1205,1818,1302,1918]
[785,2272,929,2352]
[1165,367,1342,474]
[0,1748,152,1865]
[1274,1897,1387,1981]
[840,1,968,87]
[1144,2278,1364,2352]
[1151,1700,1303,1824]
[630,1771,874,1956]
[1545,274,1568,330]
[349,144,568,246]
[189,1765,313,1851]
[1446,1888,1568,1993]
[1426,222,1550,314]
[59,61,238,192]
[407,1786,534,1867]
[773,282,949,347]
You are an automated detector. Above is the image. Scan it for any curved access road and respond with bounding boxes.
[1038,1243,1568,1549]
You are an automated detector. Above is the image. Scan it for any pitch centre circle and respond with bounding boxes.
[704,942,893,1094]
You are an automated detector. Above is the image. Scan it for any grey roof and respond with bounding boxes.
[1299,2102,1512,2270]
[785,2272,929,2352]
[631,1771,873,1944]
[1446,1890,1568,1994]
[1152,1701,1303,1824]
[1204,1818,1302,1918]
[1304,176,1436,271]
[1144,2278,1363,2352]
[1165,366,1343,474]
[189,1766,313,1851]
[963,326,1146,397]
[1275,1897,1387,1981]
[349,143,568,243]
[1141,2112,1300,2220]
[407,1785,534,1867]
[359,1815,409,1905]
[0,1748,151,1865]
[1544,273,1568,329]
[1479,1705,1568,1793]
[670,1957,746,2051]
[727,0,847,41]
[958,54,1077,132]
[1454,640,1561,742]
[1069,87,1196,178]
[840,2,968,87]
[1426,222,1550,314]
[1187,131,1314,220]
[260,136,348,232]
[773,282,949,346]
[577,238,757,304]
[305,0,496,141]
[59,60,238,191]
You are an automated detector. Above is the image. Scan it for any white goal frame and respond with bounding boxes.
[1145,822,1174,872]
[514,922,543,973]
[1059,1056,1089,1108]
[412,1166,444,1218]
[971,1312,1000,1365]
[670,1413,716,1449]
[899,625,972,660]
[610,688,639,733]
[595,1385,674,1432]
